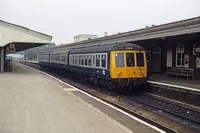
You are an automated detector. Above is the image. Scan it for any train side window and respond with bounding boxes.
[92,55,95,66]
[88,56,92,66]
[74,56,76,65]
[76,55,78,65]
[136,53,144,67]
[101,54,106,68]
[81,57,84,65]
[65,55,68,64]
[57,56,60,62]
[73,56,74,65]
[61,56,65,62]
[56,56,57,62]
[115,53,124,67]
[96,54,100,67]
[85,58,88,65]
[126,53,134,67]
[79,55,81,65]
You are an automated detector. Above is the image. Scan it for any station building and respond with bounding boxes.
[54,16,200,80]
[74,34,98,42]
[0,20,52,72]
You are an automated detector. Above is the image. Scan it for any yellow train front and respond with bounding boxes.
[109,45,147,92]
[68,42,147,93]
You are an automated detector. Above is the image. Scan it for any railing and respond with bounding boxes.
[167,67,194,79]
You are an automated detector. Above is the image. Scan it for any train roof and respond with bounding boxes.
[69,43,144,54]
[51,49,70,55]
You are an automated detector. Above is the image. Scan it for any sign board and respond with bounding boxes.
[6,44,16,54]
[166,50,172,67]
[195,47,200,52]
[197,57,200,68]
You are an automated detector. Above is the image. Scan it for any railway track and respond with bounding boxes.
[20,61,200,133]
[125,93,200,132]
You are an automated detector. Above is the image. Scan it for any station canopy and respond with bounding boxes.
[0,20,52,53]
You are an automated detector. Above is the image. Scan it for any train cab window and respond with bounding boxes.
[136,53,144,67]
[115,53,124,67]
[101,55,106,68]
[126,53,134,67]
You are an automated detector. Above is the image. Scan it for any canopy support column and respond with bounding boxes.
[0,47,4,72]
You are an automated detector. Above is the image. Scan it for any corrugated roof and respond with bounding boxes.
[0,20,52,39]
[38,16,200,52]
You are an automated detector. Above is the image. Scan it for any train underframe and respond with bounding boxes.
[40,63,148,93]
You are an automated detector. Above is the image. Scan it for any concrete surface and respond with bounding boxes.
[0,62,162,133]
[149,74,200,89]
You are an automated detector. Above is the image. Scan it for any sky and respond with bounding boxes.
[0,0,200,45]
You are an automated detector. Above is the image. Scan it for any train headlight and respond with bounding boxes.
[140,72,143,76]
[118,72,122,77]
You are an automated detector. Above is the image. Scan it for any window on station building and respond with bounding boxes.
[115,53,124,67]
[176,45,184,67]
[193,44,196,55]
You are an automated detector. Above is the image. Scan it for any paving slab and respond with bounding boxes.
[0,62,163,133]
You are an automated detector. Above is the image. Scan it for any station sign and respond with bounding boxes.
[6,43,16,54]
[195,47,200,53]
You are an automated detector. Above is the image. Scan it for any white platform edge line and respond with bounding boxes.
[67,91,134,133]
[19,63,166,133]
[148,80,200,92]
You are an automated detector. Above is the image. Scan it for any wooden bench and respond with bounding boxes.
[167,67,194,80]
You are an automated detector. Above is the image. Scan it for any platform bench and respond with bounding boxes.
[167,67,194,80]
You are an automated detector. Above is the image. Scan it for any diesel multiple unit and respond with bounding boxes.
[38,42,148,93]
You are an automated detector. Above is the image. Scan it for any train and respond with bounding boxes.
[38,42,149,93]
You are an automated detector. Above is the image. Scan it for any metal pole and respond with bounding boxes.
[0,47,4,72]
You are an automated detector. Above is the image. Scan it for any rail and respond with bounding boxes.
[125,93,200,132]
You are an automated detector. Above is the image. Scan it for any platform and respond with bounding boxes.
[149,74,200,90]
[0,62,163,133]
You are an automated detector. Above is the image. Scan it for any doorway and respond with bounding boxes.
[152,47,161,73]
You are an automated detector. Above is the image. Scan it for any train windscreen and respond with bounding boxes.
[136,53,144,67]
[115,53,124,67]
[126,53,135,67]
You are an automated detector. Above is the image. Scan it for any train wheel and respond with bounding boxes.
[94,77,98,86]
[116,83,123,93]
